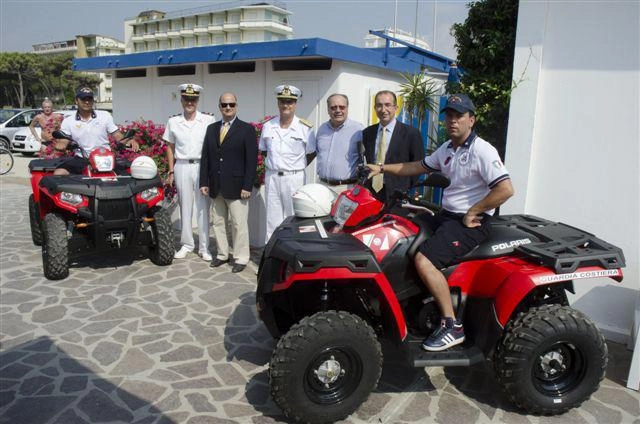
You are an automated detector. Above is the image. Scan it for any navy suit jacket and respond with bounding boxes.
[200,118,258,200]
[362,120,424,202]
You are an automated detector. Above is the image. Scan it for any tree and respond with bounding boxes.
[0,53,42,107]
[450,0,519,159]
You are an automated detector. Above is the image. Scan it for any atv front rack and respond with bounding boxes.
[494,215,626,273]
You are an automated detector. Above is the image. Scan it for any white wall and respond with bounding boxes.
[505,1,639,343]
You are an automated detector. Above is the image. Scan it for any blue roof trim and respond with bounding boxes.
[73,37,453,74]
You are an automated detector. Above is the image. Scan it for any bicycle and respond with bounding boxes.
[0,146,15,175]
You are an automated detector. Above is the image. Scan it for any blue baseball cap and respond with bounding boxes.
[75,87,94,99]
[442,94,475,114]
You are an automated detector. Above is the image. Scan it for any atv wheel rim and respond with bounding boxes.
[304,346,363,405]
[533,341,585,396]
[314,356,343,385]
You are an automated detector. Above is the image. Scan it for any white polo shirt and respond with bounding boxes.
[259,116,316,171]
[60,110,119,157]
[422,133,509,215]
[163,111,215,160]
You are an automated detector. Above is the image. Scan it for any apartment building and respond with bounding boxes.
[124,1,292,53]
[32,35,125,108]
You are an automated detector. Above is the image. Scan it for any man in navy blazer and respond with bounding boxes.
[362,90,424,202]
[200,92,258,273]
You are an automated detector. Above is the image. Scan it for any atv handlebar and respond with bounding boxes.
[51,129,137,156]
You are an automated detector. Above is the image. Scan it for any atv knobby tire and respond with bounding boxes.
[29,194,43,246]
[495,304,607,415]
[42,213,69,280]
[269,310,382,424]
[148,208,173,266]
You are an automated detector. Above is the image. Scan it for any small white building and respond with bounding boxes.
[506,0,639,387]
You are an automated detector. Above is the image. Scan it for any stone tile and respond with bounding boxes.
[60,375,89,393]
[78,388,134,422]
[160,345,205,362]
[185,392,217,412]
[92,341,124,366]
[110,348,155,375]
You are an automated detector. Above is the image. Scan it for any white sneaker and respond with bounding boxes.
[200,251,213,261]
[174,246,193,259]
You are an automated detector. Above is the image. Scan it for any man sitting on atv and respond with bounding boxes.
[367,94,514,351]
[53,87,139,175]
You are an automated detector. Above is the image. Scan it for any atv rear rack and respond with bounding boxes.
[494,215,626,273]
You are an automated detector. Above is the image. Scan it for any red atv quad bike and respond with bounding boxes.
[28,129,174,280]
[256,171,626,424]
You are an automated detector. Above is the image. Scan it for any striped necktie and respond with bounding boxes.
[372,127,387,191]
[220,121,230,143]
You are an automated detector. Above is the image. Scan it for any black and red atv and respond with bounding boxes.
[256,172,626,423]
[28,130,174,280]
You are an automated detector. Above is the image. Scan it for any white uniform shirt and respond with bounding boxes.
[422,133,509,215]
[259,116,316,171]
[60,110,118,157]
[163,111,215,159]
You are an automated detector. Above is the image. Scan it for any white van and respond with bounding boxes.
[0,109,41,150]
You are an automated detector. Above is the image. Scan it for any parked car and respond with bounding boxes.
[0,109,41,150]
[11,110,75,155]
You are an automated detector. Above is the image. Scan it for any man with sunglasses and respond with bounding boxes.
[53,87,134,175]
[259,84,316,243]
[314,93,364,194]
[200,93,257,273]
[164,83,215,261]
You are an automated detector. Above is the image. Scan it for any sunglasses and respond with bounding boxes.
[220,102,236,108]
[329,105,347,111]
[182,96,199,102]
[78,97,94,101]
[278,99,296,105]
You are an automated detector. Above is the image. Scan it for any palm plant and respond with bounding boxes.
[398,72,440,129]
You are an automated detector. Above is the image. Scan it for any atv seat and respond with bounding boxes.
[406,213,541,263]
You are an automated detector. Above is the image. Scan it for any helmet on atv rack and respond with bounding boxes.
[131,156,157,179]
[292,183,336,218]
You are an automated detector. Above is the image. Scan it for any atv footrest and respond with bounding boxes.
[406,338,485,367]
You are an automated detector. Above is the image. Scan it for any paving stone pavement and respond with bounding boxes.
[1,177,639,424]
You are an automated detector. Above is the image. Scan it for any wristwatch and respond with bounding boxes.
[377,163,384,173]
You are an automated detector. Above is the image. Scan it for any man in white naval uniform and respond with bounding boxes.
[259,84,316,243]
[164,83,216,260]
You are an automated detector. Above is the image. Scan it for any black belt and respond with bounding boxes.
[274,170,303,176]
[188,159,199,164]
[320,177,357,186]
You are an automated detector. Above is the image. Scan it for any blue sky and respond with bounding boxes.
[0,0,469,59]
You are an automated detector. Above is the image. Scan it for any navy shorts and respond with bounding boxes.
[417,210,492,269]
[57,157,89,174]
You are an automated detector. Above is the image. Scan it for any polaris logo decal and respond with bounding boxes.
[537,269,622,284]
[491,238,532,252]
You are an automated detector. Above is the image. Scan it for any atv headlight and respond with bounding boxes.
[93,155,114,172]
[333,195,358,226]
[60,192,86,206]
[140,187,159,201]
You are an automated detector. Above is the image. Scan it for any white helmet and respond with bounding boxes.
[292,183,336,218]
[130,156,157,179]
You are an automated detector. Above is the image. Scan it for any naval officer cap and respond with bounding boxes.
[179,83,202,99]
[275,84,302,100]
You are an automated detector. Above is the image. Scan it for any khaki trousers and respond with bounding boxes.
[211,194,250,265]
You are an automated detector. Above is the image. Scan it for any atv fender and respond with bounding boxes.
[452,257,624,327]
[273,268,408,341]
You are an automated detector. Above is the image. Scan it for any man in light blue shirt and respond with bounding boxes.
[314,94,364,194]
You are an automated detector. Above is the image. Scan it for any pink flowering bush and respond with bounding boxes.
[250,116,274,188]
[108,120,176,201]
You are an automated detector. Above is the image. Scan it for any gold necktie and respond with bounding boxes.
[220,122,230,143]
[372,127,387,191]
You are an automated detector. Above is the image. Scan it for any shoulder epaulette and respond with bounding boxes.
[299,118,313,128]
[171,113,181,117]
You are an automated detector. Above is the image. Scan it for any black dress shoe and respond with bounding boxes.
[232,263,246,273]
[210,258,229,268]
